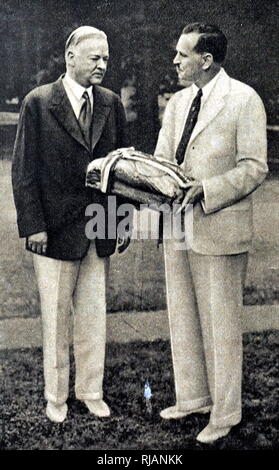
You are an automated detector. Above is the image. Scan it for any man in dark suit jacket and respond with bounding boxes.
[12,26,128,423]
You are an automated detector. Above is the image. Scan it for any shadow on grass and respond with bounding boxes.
[1,332,278,450]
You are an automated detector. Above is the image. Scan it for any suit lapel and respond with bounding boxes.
[49,77,90,151]
[49,80,113,154]
[91,85,111,152]
[189,69,231,145]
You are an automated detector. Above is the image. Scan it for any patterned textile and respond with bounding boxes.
[86,147,191,209]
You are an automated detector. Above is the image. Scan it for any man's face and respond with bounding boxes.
[69,37,109,87]
[173,33,204,86]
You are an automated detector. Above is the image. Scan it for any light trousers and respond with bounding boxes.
[33,242,109,405]
[164,237,247,427]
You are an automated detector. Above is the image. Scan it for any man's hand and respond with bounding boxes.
[175,181,204,214]
[27,231,48,255]
[88,169,101,188]
[117,232,131,254]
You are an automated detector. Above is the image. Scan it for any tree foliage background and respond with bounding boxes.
[0,0,278,151]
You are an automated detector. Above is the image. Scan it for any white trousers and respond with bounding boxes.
[164,238,247,427]
[33,242,109,405]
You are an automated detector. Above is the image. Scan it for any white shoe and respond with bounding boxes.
[84,399,110,418]
[46,402,67,423]
[196,423,232,443]
[160,405,211,419]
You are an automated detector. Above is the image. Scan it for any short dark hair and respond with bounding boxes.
[182,23,227,63]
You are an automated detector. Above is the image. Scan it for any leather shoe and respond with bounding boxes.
[160,404,211,419]
[196,423,232,443]
[46,402,67,423]
[84,399,110,417]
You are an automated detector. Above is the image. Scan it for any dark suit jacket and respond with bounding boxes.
[12,76,128,260]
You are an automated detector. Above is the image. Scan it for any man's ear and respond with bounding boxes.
[65,50,75,66]
[201,53,213,71]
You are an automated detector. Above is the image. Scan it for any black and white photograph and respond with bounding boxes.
[0,0,278,454]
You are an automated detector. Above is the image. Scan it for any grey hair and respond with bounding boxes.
[65,26,107,52]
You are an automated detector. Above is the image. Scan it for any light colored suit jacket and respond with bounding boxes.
[154,68,268,255]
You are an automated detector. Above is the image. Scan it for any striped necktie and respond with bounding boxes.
[175,88,203,165]
[78,90,92,148]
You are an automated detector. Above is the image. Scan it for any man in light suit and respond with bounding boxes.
[154,23,268,443]
[12,26,128,423]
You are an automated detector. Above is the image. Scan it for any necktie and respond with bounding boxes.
[175,88,203,165]
[78,91,92,148]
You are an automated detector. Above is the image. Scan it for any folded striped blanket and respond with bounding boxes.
[86,147,191,209]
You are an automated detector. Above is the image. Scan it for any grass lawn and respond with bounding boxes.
[1,331,279,450]
[1,134,279,452]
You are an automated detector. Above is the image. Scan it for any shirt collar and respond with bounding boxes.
[64,72,93,101]
[192,68,222,102]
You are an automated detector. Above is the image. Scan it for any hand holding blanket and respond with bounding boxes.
[86,147,192,210]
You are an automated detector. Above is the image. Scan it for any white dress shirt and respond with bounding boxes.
[62,73,93,119]
[177,69,222,137]
[192,68,222,109]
